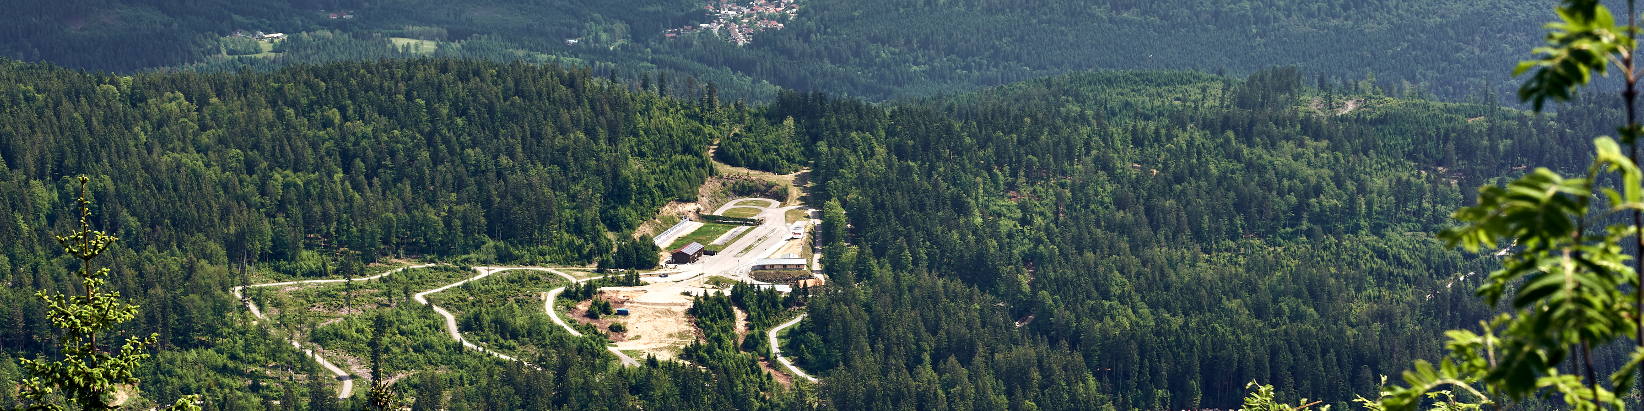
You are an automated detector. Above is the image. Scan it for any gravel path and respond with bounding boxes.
[536,269,642,368]
[413,267,544,370]
[768,314,818,382]
[232,264,432,398]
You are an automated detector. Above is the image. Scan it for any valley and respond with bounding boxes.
[0,5,1629,404]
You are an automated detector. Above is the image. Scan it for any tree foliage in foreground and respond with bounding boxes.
[767,61,1637,409]
[1375,1,1644,411]
[15,177,199,411]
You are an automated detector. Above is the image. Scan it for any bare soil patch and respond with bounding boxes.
[760,359,795,387]
[734,307,749,345]
[1339,98,1364,115]
[568,288,699,361]
[636,201,704,238]
[568,297,630,342]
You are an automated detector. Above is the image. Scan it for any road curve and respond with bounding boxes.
[713,198,781,215]
[232,264,432,398]
[536,270,642,368]
[543,289,582,337]
[412,267,542,370]
[768,314,818,382]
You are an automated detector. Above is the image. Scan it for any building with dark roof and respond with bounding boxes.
[672,242,705,264]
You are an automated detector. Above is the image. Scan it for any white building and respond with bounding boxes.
[753,253,807,270]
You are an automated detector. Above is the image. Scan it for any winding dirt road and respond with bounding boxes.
[232,264,432,398]
[412,267,549,370]
[768,314,818,382]
[535,269,643,368]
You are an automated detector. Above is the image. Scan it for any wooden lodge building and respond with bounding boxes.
[672,242,705,264]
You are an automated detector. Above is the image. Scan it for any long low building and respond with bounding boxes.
[752,253,807,270]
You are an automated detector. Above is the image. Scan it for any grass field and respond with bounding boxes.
[721,207,762,218]
[732,199,777,207]
[667,223,739,250]
[390,37,439,54]
[785,209,809,224]
[241,40,282,58]
[705,275,738,289]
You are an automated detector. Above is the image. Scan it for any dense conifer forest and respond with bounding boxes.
[0,0,1552,102]
[0,47,1628,409]
[0,57,816,410]
[756,69,1617,410]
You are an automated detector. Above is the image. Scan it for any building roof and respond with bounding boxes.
[676,242,705,255]
[750,284,793,293]
[753,258,807,266]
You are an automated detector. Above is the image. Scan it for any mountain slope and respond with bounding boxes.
[1,0,1552,102]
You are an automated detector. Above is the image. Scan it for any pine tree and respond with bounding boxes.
[409,373,443,411]
[366,314,400,411]
[14,177,200,411]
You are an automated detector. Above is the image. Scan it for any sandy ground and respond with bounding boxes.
[575,287,700,361]
[769,224,809,258]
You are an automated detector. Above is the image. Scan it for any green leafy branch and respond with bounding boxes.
[13,177,201,411]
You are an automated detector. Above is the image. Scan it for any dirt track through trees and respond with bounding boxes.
[233,264,432,398]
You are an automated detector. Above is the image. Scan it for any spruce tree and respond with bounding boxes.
[14,177,200,411]
[365,313,400,411]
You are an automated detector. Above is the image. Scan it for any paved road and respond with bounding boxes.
[694,203,809,281]
[768,314,818,382]
[232,264,432,398]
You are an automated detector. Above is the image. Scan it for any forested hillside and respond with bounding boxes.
[2,0,1551,102]
[0,57,824,410]
[0,53,1618,410]
[759,69,1613,410]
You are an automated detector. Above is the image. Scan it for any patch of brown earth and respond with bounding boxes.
[567,295,631,342]
[636,201,704,238]
[760,359,795,387]
[734,307,749,345]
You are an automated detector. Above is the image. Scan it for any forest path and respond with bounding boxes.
[413,267,551,370]
[232,264,432,399]
[537,269,643,368]
[768,313,818,383]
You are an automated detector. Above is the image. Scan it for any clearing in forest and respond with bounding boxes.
[567,283,701,361]
[389,37,439,54]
